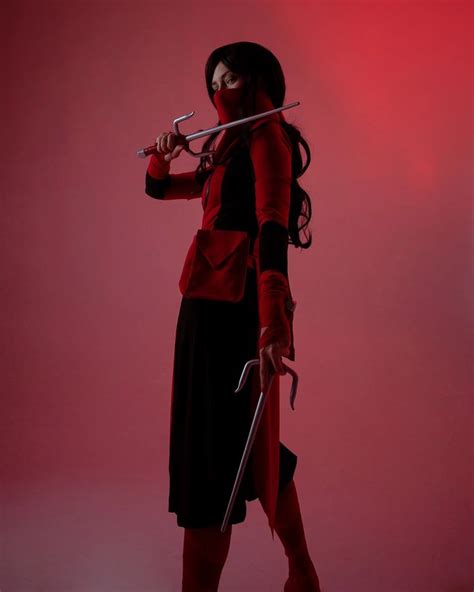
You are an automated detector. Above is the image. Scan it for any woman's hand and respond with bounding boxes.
[155,131,188,162]
[259,326,290,394]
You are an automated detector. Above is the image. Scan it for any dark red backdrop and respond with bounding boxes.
[1,1,472,591]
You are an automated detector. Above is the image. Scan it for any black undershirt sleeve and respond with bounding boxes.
[258,220,288,277]
[145,171,172,200]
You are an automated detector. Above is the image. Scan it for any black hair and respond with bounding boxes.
[195,41,313,250]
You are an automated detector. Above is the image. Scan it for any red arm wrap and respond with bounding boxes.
[258,270,293,354]
[147,152,171,180]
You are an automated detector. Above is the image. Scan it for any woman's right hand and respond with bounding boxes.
[155,131,188,162]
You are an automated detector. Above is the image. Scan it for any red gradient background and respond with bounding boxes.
[1,1,472,591]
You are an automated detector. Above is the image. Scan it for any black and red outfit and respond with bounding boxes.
[145,86,298,539]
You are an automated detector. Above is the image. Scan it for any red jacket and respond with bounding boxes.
[145,88,296,538]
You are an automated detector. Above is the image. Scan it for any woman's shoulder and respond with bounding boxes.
[248,118,292,153]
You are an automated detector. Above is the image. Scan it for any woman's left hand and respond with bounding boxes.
[259,327,290,394]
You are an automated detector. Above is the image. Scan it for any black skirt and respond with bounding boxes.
[168,266,297,528]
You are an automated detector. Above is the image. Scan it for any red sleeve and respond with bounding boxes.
[249,120,292,229]
[145,152,201,201]
[249,121,296,360]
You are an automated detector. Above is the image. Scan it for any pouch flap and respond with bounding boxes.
[196,229,249,269]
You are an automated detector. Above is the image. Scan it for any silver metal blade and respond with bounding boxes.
[221,373,275,533]
[185,101,300,143]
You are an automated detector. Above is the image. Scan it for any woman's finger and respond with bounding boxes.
[173,143,186,157]
[267,344,287,375]
[159,133,169,153]
[167,132,177,151]
[156,133,163,152]
[260,348,282,393]
[261,366,272,394]
[155,132,172,153]
[165,143,185,162]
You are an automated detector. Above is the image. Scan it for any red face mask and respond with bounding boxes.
[213,86,246,124]
[213,85,286,125]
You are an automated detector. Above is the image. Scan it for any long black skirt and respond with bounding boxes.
[168,266,297,528]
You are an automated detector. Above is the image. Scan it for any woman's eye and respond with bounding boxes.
[212,76,236,91]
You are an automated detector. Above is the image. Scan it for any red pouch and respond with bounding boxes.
[179,229,251,302]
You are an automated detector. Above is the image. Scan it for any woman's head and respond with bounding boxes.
[205,41,286,111]
[198,42,313,250]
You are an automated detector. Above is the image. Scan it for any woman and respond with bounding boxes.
[145,42,321,592]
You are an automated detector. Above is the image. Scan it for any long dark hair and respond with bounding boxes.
[196,41,313,250]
